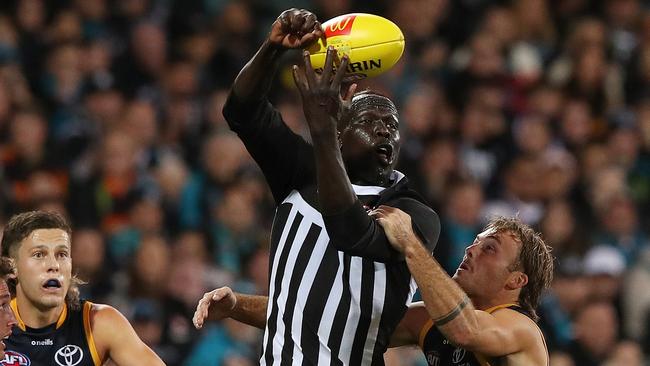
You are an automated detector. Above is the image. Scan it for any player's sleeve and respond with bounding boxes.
[323,198,440,262]
[223,91,315,204]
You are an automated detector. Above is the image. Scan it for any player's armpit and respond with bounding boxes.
[445,308,538,358]
[91,304,165,366]
[388,303,429,348]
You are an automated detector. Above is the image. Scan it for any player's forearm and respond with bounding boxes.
[402,237,480,347]
[230,294,268,330]
[311,131,357,215]
[231,40,286,103]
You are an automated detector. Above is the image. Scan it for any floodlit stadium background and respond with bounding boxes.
[0,0,649,365]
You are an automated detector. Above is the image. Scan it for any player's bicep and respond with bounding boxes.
[464,310,535,357]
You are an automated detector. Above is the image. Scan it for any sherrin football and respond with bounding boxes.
[307,13,405,79]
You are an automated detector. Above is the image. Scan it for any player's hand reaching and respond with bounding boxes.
[269,8,324,49]
[370,206,417,252]
[193,287,237,329]
[292,46,357,137]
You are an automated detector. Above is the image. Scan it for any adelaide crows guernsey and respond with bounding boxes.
[2,299,101,366]
[419,304,538,366]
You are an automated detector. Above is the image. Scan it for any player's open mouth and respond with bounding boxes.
[459,261,471,272]
[42,279,62,289]
[375,143,393,163]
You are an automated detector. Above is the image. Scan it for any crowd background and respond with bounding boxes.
[0,0,649,365]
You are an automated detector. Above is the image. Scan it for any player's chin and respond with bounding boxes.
[38,294,65,308]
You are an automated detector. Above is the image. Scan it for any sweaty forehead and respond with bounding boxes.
[28,229,71,247]
[478,228,521,247]
[350,94,398,117]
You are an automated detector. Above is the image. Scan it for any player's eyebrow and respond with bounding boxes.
[485,235,502,246]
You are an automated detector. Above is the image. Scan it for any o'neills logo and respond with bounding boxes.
[325,15,357,37]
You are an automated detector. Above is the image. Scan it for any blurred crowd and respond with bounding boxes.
[0,0,649,365]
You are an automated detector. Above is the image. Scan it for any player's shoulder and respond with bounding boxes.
[490,307,545,343]
[390,196,438,220]
[89,303,130,332]
[490,308,548,364]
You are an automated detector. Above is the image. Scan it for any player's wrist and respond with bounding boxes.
[403,235,425,258]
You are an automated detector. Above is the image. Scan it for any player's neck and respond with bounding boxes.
[348,169,393,187]
[15,293,65,329]
[470,293,519,312]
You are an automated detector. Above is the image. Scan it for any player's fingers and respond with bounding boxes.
[331,54,349,92]
[300,13,317,36]
[193,310,203,329]
[342,83,357,103]
[276,12,292,33]
[299,32,319,47]
[212,289,229,303]
[315,21,326,45]
[302,51,317,88]
[321,46,335,85]
[292,65,308,94]
[288,11,307,35]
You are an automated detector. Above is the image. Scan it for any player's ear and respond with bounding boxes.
[505,272,528,291]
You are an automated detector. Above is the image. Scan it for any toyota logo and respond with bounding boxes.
[54,345,83,366]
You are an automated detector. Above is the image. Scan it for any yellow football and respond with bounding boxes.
[307,13,405,79]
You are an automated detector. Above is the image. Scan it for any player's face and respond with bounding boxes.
[453,229,524,300]
[15,229,72,310]
[0,280,16,358]
[339,96,401,179]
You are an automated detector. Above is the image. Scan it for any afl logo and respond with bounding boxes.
[1,351,31,365]
[452,347,466,363]
[54,345,83,366]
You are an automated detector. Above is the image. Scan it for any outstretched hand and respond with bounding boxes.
[193,287,237,329]
[370,206,416,253]
[269,8,325,50]
[292,46,357,136]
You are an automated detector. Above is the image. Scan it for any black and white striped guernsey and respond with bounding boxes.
[224,94,440,365]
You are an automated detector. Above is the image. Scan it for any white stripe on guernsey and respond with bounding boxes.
[285,191,326,226]
[362,263,387,365]
[271,212,315,365]
[407,277,418,306]
[317,252,345,365]
[260,205,298,366]
[339,256,364,365]
[351,170,405,196]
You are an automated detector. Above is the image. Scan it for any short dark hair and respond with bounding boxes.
[485,217,554,321]
[1,211,71,258]
[1,211,82,310]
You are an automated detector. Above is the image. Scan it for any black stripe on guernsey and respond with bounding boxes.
[269,203,293,267]
[264,212,304,365]
[328,254,352,366]
[280,223,323,364]
[349,258,376,365]
[300,244,340,365]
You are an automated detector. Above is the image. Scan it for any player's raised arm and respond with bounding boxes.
[229,8,324,103]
